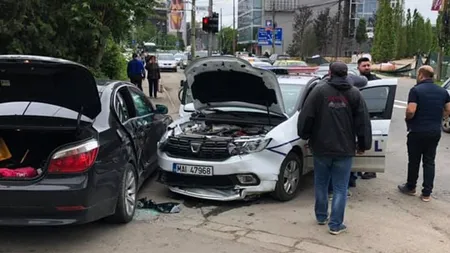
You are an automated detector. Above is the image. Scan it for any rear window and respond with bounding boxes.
[279,83,305,116]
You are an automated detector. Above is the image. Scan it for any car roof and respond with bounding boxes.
[277,75,315,85]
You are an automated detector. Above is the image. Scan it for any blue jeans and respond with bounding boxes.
[314,155,353,230]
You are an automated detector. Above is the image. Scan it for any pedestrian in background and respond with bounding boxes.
[145,55,161,98]
[398,65,450,202]
[298,62,372,235]
[127,53,145,90]
[356,57,379,179]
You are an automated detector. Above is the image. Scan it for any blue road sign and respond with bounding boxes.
[257,28,283,46]
[265,20,272,28]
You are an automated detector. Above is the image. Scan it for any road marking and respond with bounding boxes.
[395,100,407,104]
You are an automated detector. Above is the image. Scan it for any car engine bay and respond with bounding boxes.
[180,121,272,138]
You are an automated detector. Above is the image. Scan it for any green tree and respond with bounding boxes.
[424,19,433,54]
[314,8,331,55]
[134,22,158,44]
[288,5,313,57]
[405,9,413,56]
[355,19,368,51]
[372,0,396,62]
[218,27,238,54]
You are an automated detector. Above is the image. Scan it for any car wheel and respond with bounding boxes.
[272,152,303,201]
[173,68,177,72]
[105,163,138,224]
[443,116,450,133]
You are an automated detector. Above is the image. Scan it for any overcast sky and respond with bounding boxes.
[189,0,440,27]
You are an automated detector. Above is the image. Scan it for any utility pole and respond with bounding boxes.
[437,0,449,81]
[271,0,276,54]
[190,0,196,59]
[220,8,223,53]
[335,0,343,61]
[207,0,213,56]
[232,0,236,55]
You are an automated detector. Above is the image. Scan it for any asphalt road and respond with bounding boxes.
[1,73,450,253]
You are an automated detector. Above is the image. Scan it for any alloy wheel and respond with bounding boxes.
[283,160,300,194]
[125,170,137,216]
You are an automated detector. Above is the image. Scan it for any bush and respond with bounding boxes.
[100,39,128,80]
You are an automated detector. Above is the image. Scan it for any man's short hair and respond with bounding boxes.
[357,57,371,65]
[330,62,348,77]
[132,53,138,58]
[418,65,434,79]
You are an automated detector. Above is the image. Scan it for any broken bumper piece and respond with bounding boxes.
[168,187,245,201]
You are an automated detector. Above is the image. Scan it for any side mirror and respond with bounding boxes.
[155,104,168,115]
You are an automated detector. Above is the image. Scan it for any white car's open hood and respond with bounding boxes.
[184,56,286,116]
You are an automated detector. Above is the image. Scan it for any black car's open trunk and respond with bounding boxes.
[0,127,95,180]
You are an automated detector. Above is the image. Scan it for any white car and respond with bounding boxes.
[251,61,272,68]
[157,53,178,72]
[157,57,397,201]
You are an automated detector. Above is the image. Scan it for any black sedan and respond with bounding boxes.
[0,55,172,225]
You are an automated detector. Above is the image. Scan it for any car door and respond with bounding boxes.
[128,87,164,171]
[352,79,397,173]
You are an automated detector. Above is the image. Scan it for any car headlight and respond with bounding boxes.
[227,138,272,155]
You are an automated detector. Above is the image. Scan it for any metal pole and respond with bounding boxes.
[335,0,342,60]
[271,0,275,54]
[232,0,236,55]
[437,0,449,81]
[190,0,196,59]
[220,8,223,53]
[208,0,213,56]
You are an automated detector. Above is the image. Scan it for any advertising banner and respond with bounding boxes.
[167,0,187,32]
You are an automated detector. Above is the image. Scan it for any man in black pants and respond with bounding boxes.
[398,65,450,202]
[127,53,145,90]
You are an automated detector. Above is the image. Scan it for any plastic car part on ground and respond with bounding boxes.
[137,197,181,214]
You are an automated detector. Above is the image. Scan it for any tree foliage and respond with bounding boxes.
[314,8,331,55]
[355,19,367,48]
[372,0,396,62]
[218,27,237,54]
[0,0,157,78]
[288,5,313,57]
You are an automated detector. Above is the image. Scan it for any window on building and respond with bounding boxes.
[253,11,262,25]
[253,0,262,9]
[238,27,252,42]
[238,12,252,28]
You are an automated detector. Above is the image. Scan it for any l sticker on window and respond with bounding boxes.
[0,80,10,87]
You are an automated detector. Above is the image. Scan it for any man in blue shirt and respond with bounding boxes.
[127,53,145,90]
[398,65,450,202]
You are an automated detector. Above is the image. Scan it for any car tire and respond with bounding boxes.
[443,116,450,133]
[272,152,303,202]
[105,163,138,224]
[173,68,177,72]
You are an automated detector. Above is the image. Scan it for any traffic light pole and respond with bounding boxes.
[190,0,196,59]
[208,0,213,56]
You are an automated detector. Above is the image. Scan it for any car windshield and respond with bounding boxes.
[158,54,175,61]
[279,83,305,116]
[174,54,184,59]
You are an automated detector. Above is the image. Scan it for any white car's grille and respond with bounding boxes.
[163,136,231,160]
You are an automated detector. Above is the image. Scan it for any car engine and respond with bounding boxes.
[181,122,270,138]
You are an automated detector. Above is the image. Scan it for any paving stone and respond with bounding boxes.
[236,237,292,253]
[245,231,298,247]
[190,227,236,240]
[295,241,348,253]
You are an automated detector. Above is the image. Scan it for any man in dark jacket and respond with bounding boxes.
[356,57,379,179]
[298,62,372,235]
[398,65,450,202]
[127,53,145,90]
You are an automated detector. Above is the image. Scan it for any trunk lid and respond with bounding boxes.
[0,55,101,120]
[184,56,286,116]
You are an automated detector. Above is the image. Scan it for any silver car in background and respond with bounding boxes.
[157,53,178,72]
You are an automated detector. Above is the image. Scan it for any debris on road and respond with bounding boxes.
[137,197,182,214]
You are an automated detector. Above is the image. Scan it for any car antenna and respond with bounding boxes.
[76,106,83,134]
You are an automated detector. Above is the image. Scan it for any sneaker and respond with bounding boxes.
[329,225,347,235]
[421,195,431,202]
[317,218,329,225]
[361,172,377,179]
[398,184,416,196]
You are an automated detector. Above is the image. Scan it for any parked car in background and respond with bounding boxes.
[441,78,450,133]
[273,60,308,67]
[251,61,272,68]
[180,53,189,69]
[0,55,172,225]
[157,53,178,72]
[158,57,397,202]
[174,53,185,66]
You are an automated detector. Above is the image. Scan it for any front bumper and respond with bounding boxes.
[157,150,283,201]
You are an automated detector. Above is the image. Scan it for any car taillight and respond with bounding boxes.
[48,139,99,174]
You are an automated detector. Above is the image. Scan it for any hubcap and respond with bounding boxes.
[125,170,137,216]
[283,160,301,194]
[443,117,450,131]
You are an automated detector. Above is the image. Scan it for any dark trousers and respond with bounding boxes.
[130,75,143,90]
[406,131,441,196]
[148,79,159,97]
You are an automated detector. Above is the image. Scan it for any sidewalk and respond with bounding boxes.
[141,78,178,118]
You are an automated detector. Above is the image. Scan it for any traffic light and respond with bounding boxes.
[202,16,210,32]
[210,12,219,34]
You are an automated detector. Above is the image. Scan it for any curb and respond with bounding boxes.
[162,86,177,113]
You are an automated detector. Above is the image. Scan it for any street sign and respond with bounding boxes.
[257,28,283,46]
[265,20,272,28]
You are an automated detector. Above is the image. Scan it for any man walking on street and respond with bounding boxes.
[398,65,450,202]
[145,55,161,98]
[356,57,379,179]
[127,53,145,90]
[298,62,372,235]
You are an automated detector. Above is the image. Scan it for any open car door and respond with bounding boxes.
[352,79,397,173]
